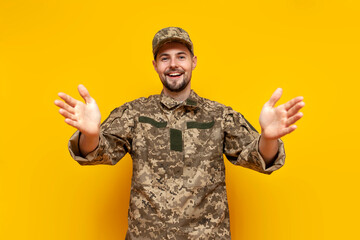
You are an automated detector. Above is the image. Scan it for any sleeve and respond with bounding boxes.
[68,103,135,166]
[223,106,285,174]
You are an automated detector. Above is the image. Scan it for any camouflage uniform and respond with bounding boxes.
[68,90,285,239]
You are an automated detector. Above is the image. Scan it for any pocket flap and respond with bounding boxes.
[187,120,215,129]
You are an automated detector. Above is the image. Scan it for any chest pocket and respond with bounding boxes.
[183,119,225,187]
[138,116,168,157]
[133,116,169,185]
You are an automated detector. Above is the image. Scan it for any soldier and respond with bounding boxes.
[54,27,304,239]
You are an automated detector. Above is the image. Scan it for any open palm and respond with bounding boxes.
[259,88,304,140]
[54,84,101,137]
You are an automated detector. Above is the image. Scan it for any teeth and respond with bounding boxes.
[169,73,181,76]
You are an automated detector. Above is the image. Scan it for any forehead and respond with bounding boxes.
[157,42,191,56]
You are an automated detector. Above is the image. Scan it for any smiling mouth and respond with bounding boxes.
[167,72,183,78]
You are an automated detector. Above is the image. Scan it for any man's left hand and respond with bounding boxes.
[259,88,305,140]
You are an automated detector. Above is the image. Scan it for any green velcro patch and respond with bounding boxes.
[139,116,167,128]
[170,128,183,152]
[185,98,197,106]
[187,120,215,129]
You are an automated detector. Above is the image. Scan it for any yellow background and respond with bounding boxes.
[1,0,359,239]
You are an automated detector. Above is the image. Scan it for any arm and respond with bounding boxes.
[79,133,99,157]
[54,84,101,156]
[223,107,285,174]
[224,88,304,174]
[259,88,305,166]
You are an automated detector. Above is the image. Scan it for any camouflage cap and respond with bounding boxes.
[152,27,194,59]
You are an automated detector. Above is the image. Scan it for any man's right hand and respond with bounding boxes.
[55,84,101,156]
[55,84,101,136]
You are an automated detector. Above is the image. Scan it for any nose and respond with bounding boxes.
[169,57,178,68]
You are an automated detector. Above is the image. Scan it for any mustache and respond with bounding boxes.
[164,69,185,75]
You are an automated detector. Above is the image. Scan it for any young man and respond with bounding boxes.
[55,27,304,239]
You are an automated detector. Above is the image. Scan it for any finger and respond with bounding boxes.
[59,108,77,121]
[78,84,92,104]
[284,96,304,111]
[287,101,305,118]
[58,92,78,108]
[64,118,79,129]
[286,112,303,126]
[268,88,283,107]
[54,100,75,114]
[276,125,297,138]
[284,125,297,135]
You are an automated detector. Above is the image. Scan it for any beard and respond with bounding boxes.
[161,77,190,92]
[160,69,191,92]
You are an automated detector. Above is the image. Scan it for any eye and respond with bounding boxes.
[178,55,186,60]
[160,57,168,61]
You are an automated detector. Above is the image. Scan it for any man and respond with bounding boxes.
[55,27,304,239]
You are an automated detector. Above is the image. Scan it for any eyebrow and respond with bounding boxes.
[158,51,188,58]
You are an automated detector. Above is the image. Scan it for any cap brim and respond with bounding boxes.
[153,37,193,58]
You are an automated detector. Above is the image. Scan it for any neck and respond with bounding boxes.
[162,85,191,101]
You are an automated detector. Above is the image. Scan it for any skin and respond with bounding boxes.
[54,41,305,164]
[152,42,197,101]
[55,84,101,156]
[259,88,304,165]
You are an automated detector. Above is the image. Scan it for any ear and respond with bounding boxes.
[192,56,197,70]
[152,59,158,72]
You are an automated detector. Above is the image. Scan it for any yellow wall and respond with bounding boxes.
[1,0,359,239]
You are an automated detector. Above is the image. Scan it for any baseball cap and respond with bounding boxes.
[152,27,194,59]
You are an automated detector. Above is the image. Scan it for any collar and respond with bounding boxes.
[159,90,201,110]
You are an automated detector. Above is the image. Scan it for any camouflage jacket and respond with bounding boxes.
[68,90,285,240]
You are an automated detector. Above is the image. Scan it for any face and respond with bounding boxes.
[153,42,197,93]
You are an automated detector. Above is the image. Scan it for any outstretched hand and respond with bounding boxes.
[54,84,101,137]
[259,88,304,140]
